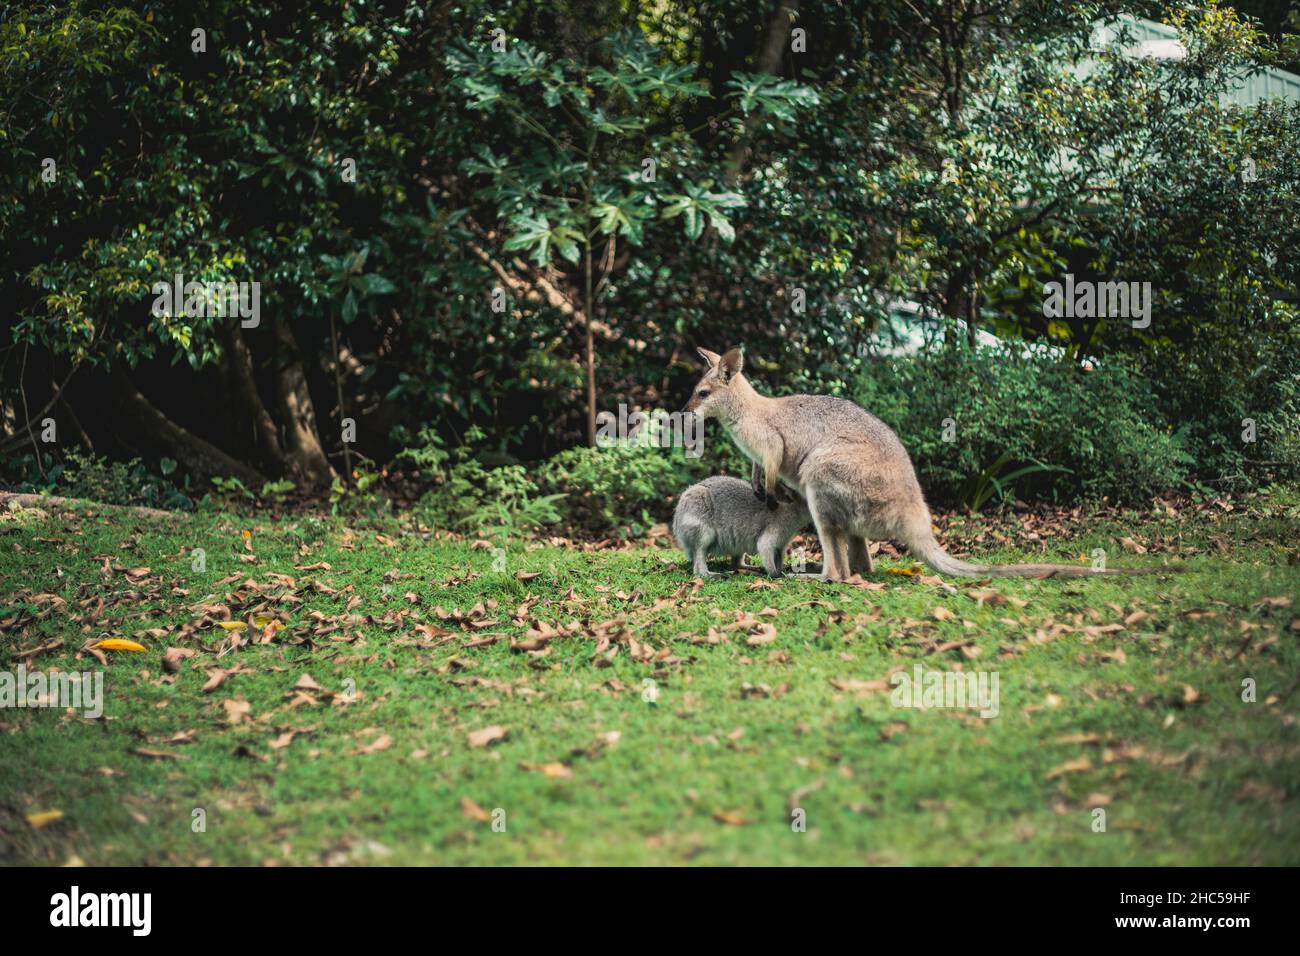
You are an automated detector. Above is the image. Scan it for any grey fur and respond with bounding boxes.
[672,476,811,578]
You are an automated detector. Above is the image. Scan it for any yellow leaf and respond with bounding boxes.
[216,621,248,631]
[26,809,64,828]
[885,566,921,576]
[90,639,146,652]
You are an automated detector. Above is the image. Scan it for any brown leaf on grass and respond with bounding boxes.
[467,725,508,748]
[161,647,196,674]
[967,588,1027,609]
[460,797,492,822]
[293,674,322,691]
[1045,756,1092,780]
[879,721,909,740]
[357,733,392,754]
[514,570,542,581]
[829,677,890,693]
[201,665,247,693]
[843,575,887,591]
[222,698,251,725]
[1118,537,1147,554]
[522,761,572,779]
[745,623,778,647]
[712,809,749,826]
[12,637,63,660]
[1053,733,1103,746]
[130,747,184,761]
[931,606,956,622]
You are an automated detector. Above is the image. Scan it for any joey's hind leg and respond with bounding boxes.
[757,532,784,578]
[692,548,720,578]
[685,528,719,578]
[848,536,874,575]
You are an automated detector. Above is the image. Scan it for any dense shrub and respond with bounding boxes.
[7,450,192,510]
[538,444,692,536]
[403,427,563,538]
[1131,298,1300,492]
[853,345,1194,507]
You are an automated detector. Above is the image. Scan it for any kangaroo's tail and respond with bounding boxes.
[902,517,1182,578]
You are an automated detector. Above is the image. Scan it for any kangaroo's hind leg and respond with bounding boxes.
[848,536,874,575]
[805,487,850,582]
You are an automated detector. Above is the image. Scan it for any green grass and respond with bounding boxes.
[2,488,1298,866]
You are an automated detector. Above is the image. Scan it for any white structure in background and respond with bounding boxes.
[871,16,1298,358]
[1093,15,1300,105]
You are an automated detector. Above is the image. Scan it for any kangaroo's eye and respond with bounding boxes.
[697,389,711,399]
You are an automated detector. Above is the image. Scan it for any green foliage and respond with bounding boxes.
[538,444,687,536]
[2,0,1296,505]
[855,344,1195,507]
[412,428,563,538]
[43,450,191,510]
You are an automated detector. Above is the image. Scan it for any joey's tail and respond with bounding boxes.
[903,520,1180,578]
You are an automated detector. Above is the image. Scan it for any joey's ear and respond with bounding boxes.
[719,346,744,382]
[696,347,721,368]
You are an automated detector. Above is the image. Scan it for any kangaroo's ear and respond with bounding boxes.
[719,346,744,382]
[696,347,721,368]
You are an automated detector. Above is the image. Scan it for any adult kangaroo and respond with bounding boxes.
[682,346,1169,582]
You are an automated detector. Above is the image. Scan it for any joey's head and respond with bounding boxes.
[681,346,744,419]
[776,491,812,533]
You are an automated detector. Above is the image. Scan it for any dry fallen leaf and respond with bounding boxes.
[222,698,251,725]
[90,639,146,652]
[358,733,392,754]
[712,809,749,826]
[460,797,491,822]
[931,606,956,622]
[1046,756,1092,780]
[161,646,196,673]
[1118,537,1147,555]
[25,809,64,829]
[523,761,572,779]
[829,677,889,693]
[467,725,508,748]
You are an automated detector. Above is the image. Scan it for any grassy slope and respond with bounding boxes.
[1,489,1298,866]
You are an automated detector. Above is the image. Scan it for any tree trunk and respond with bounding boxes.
[113,371,266,487]
[725,0,801,183]
[270,318,337,490]
[583,226,597,447]
[221,324,287,474]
